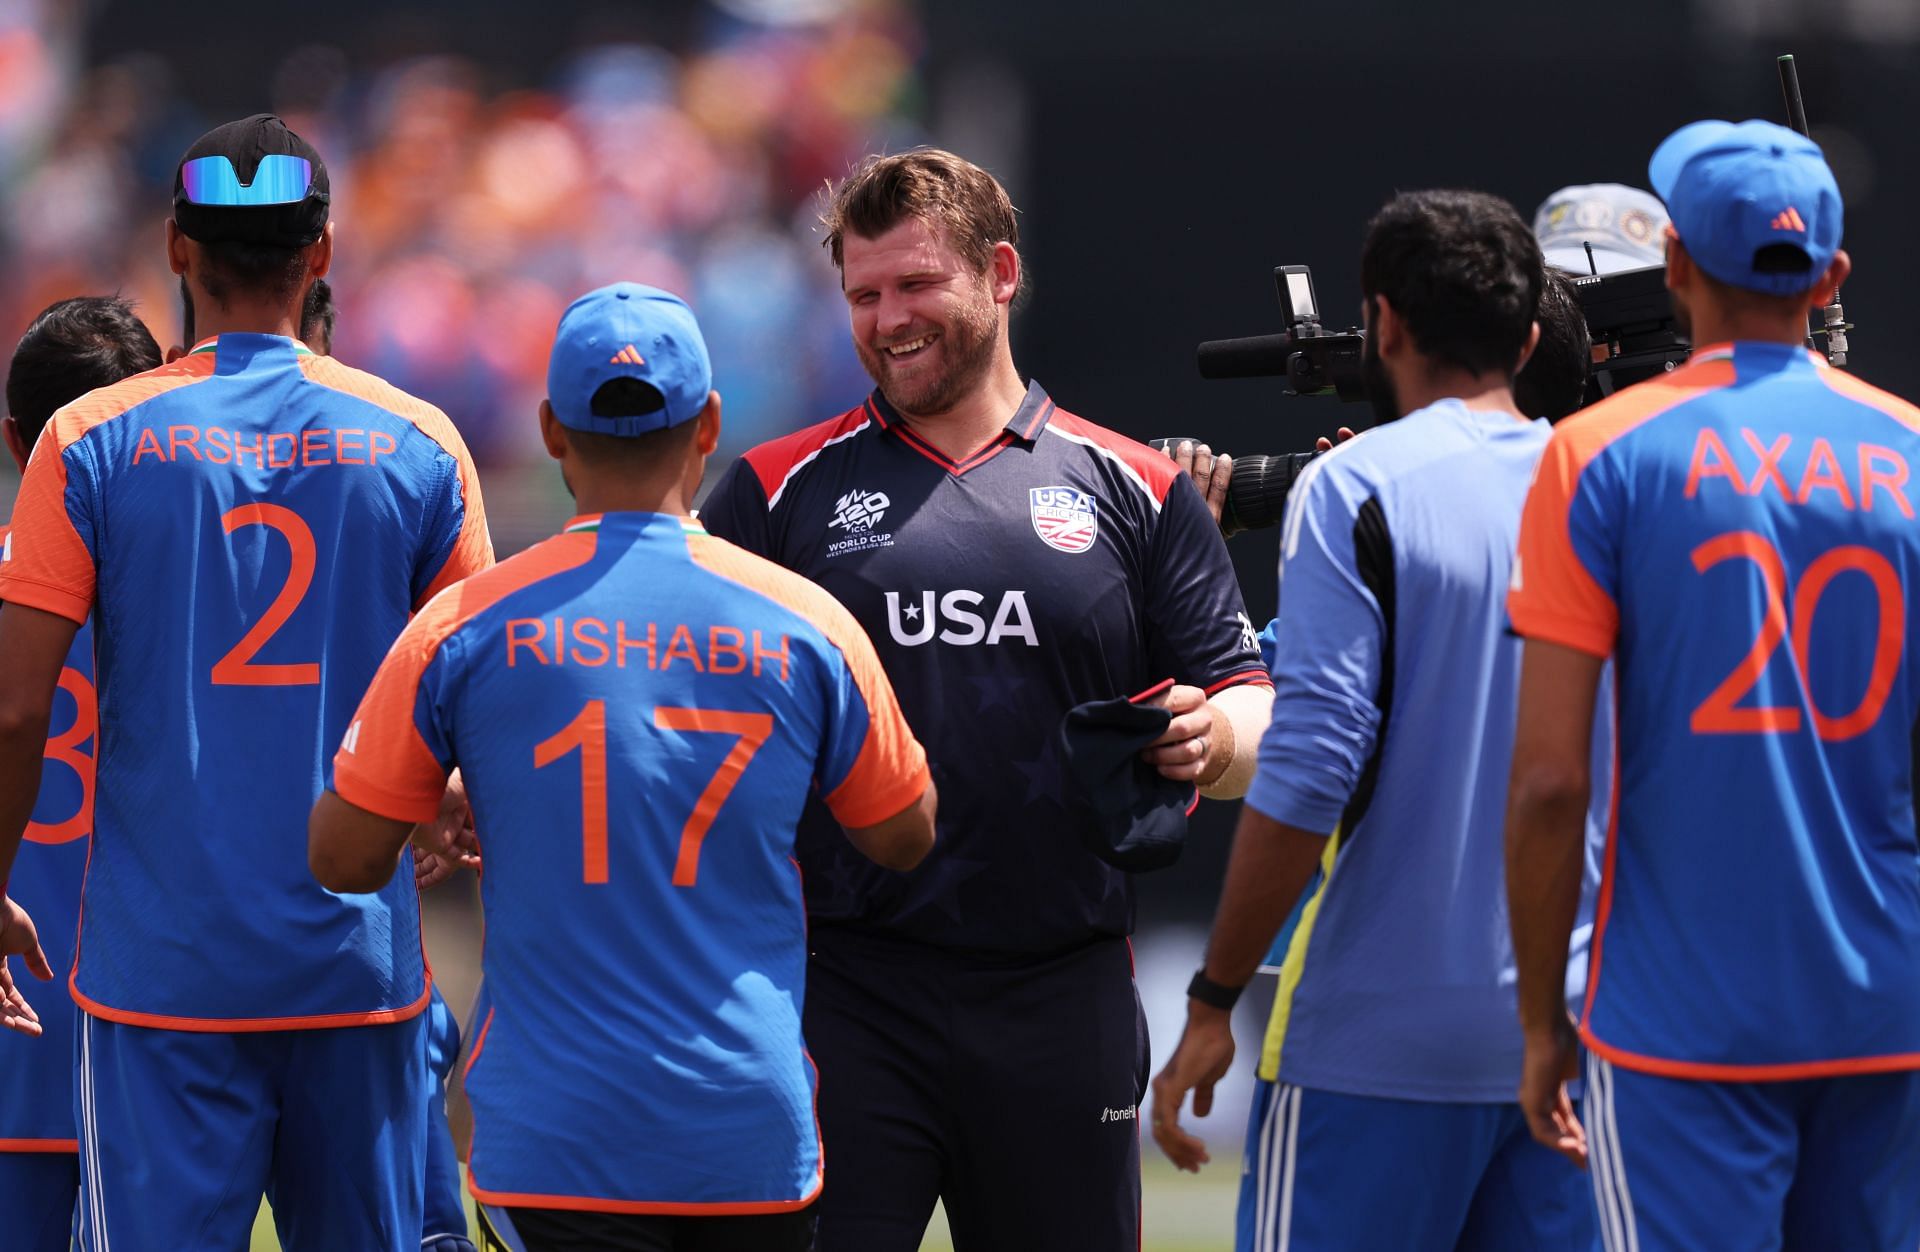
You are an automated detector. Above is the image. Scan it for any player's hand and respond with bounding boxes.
[0,895,52,1037]
[1141,684,1216,783]
[1150,1001,1236,1171]
[413,771,482,889]
[1519,1016,1586,1168]
[1167,441,1234,528]
[1313,426,1357,452]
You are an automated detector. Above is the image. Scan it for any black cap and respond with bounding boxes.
[1057,682,1197,874]
[172,113,330,249]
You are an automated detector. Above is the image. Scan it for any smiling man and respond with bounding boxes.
[700,148,1273,1250]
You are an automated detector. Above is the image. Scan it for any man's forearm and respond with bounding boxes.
[1198,683,1273,800]
[1202,804,1327,988]
[0,723,49,887]
[1506,780,1589,1037]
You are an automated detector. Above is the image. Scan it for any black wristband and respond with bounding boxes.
[1187,968,1244,1011]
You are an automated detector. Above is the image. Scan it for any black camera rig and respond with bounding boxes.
[1169,53,1858,536]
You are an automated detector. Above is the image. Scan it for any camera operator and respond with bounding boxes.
[1163,266,1596,527]
[1514,270,1592,424]
[1151,188,1602,1252]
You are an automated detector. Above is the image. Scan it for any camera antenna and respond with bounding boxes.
[1583,241,1598,276]
[1779,53,1851,364]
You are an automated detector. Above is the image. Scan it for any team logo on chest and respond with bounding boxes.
[826,488,896,558]
[1029,486,1098,554]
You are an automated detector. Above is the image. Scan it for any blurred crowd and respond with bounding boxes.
[0,0,927,552]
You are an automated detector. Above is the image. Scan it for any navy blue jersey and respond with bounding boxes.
[702,382,1269,953]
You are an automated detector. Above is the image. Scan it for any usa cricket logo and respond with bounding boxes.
[1029,486,1097,554]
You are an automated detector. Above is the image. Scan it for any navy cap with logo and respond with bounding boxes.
[547,283,713,436]
[173,114,330,249]
[1649,118,1843,296]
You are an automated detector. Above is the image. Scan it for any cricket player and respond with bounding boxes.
[0,296,162,1252]
[700,148,1272,1250]
[0,113,491,1249]
[1152,189,1598,1251]
[309,281,935,1252]
[1508,119,1920,1251]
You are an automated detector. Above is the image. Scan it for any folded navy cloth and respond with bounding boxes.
[1058,678,1199,873]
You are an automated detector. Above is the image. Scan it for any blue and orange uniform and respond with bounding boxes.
[1513,342,1920,1249]
[0,517,92,1251]
[701,383,1268,1248]
[1511,118,1920,1251]
[0,334,491,1249]
[329,510,929,1228]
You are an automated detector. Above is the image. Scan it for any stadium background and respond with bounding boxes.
[1,0,1916,1245]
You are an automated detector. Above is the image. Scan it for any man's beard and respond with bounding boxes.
[855,293,999,418]
[1363,334,1401,425]
[179,278,196,349]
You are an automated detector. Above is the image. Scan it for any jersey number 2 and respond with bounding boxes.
[534,701,773,886]
[1691,530,1904,741]
[212,504,320,686]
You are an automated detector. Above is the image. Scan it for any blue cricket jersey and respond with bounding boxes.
[333,512,929,1212]
[1249,398,1602,1102]
[1513,343,1920,1079]
[0,335,492,1028]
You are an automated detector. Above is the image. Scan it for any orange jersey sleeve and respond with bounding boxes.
[685,533,929,829]
[1510,422,1622,658]
[0,423,94,623]
[816,601,930,830]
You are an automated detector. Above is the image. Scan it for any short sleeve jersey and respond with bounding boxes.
[0,335,492,1028]
[332,512,929,1213]
[1511,342,1920,1079]
[1244,400,1601,1102]
[0,524,91,1148]
[701,382,1269,954]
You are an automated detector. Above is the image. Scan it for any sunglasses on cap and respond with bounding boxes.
[180,154,313,207]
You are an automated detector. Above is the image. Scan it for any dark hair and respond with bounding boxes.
[563,377,695,464]
[198,239,309,307]
[300,279,336,355]
[1360,189,1543,377]
[822,148,1029,303]
[1515,269,1591,423]
[7,297,163,445]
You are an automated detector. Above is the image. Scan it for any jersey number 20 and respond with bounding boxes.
[535,700,774,886]
[1691,530,1903,742]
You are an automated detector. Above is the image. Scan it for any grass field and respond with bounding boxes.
[245,1158,1240,1250]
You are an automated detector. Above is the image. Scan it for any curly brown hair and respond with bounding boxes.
[821,148,1025,298]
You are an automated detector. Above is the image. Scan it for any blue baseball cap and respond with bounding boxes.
[547,283,712,435]
[1648,119,1842,296]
